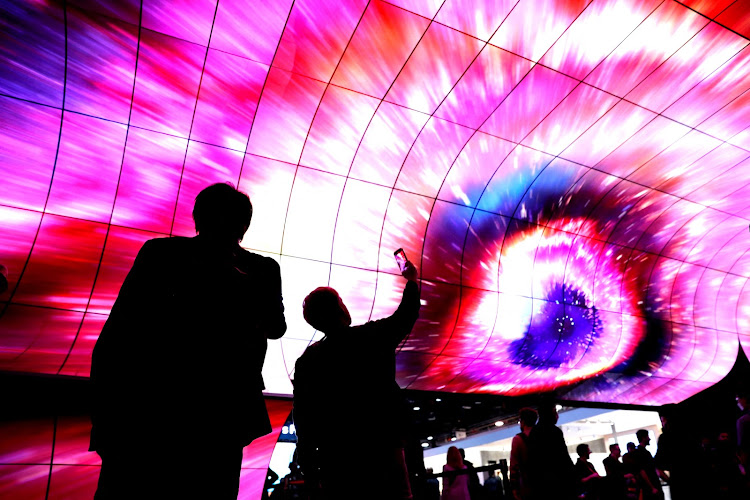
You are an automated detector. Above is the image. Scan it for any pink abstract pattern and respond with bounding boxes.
[1,1,749,414]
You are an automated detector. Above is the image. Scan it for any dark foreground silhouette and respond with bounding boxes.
[90,183,286,499]
[293,260,420,500]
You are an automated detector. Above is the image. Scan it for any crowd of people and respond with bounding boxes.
[505,402,750,500]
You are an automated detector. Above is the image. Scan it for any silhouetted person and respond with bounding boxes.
[443,446,471,500]
[574,443,602,499]
[622,441,637,471]
[293,258,420,500]
[654,405,695,499]
[425,468,441,500]
[263,468,279,499]
[621,441,638,499]
[482,471,503,500]
[90,183,286,499]
[510,407,537,500]
[737,390,750,471]
[459,448,482,500]
[527,402,575,500]
[712,430,741,500]
[602,443,632,500]
[275,456,305,500]
[633,429,663,500]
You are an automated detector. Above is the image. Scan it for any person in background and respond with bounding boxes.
[483,471,503,500]
[621,441,639,499]
[425,468,441,500]
[442,446,471,500]
[293,257,420,500]
[655,405,695,499]
[90,183,287,499]
[632,429,663,500]
[621,442,637,471]
[527,402,575,500]
[510,407,537,500]
[574,443,602,500]
[459,448,482,500]
[602,443,633,500]
[737,390,750,472]
[262,469,278,500]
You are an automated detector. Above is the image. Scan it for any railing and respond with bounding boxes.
[267,459,512,499]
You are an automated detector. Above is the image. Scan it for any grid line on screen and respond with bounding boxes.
[275,0,371,259]
[2,0,750,407]
[332,0,515,322]
[168,2,222,238]
[393,2,746,386]
[54,0,146,376]
[1,191,749,303]
[0,4,71,322]
[235,0,296,186]
[43,415,58,498]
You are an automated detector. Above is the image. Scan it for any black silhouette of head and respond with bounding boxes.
[303,287,352,334]
[193,183,252,242]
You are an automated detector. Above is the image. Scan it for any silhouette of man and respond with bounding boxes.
[293,259,420,500]
[574,443,601,499]
[90,183,286,499]
[633,429,663,500]
[510,407,537,500]
[603,443,633,500]
[526,402,575,500]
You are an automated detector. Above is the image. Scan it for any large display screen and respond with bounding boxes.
[1,0,750,408]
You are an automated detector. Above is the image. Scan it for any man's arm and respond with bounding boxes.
[374,261,421,347]
[258,257,286,340]
[90,238,157,451]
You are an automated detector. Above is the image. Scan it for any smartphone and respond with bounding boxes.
[394,248,408,272]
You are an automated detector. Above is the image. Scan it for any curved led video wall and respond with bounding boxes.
[2,0,750,407]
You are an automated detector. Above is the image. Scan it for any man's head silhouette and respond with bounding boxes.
[192,183,253,243]
[302,287,352,334]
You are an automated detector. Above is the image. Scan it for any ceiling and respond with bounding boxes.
[1,0,750,406]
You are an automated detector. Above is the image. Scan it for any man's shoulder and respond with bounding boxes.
[236,248,280,271]
[295,340,326,366]
[635,447,653,459]
[142,235,190,251]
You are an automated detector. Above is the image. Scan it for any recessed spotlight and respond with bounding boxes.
[421,442,430,448]
[413,406,421,411]
[494,421,504,427]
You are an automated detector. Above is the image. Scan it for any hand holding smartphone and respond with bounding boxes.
[394,248,408,272]
[394,248,418,281]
